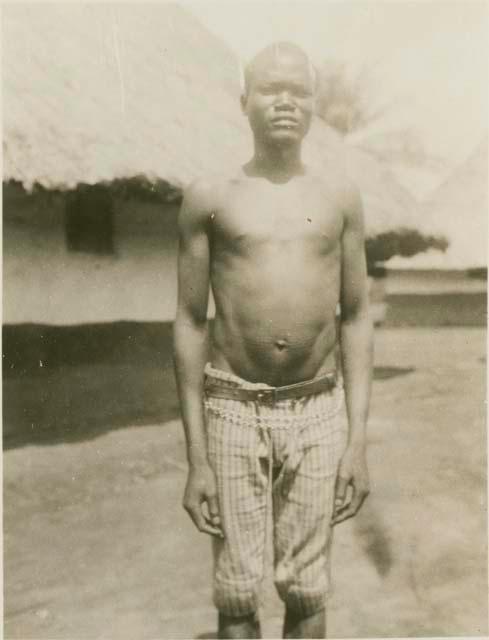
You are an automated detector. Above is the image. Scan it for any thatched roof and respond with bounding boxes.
[387,135,488,269]
[3,3,425,238]
[2,3,244,189]
[346,126,452,199]
[312,122,423,237]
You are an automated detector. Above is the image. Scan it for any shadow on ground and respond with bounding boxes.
[23,278,489,454]
[385,292,486,327]
[3,322,180,449]
[3,327,487,638]
[3,321,418,450]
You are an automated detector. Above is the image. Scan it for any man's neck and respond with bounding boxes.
[247,140,305,182]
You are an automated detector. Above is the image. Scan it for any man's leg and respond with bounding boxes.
[218,612,261,639]
[273,439,334,639]
[283,607,325,639]
[272,391,347,639]
[206,391,270,640]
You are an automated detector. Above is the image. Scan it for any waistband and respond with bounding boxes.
[204,363,338,404]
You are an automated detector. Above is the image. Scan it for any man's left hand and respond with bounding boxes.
[332,444,370,525]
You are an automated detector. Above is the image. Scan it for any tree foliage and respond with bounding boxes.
[365,229,448,270]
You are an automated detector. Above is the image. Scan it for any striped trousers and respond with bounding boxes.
[204,363,347,618]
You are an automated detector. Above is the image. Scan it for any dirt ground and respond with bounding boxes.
[3,328,487,639]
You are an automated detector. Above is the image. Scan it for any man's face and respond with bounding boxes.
[241,52,315,146]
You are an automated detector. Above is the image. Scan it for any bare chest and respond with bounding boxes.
[211,180,343,256]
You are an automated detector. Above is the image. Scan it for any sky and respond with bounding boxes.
[185,0,488,168]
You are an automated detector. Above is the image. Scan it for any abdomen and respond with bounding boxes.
[210,247,340,384]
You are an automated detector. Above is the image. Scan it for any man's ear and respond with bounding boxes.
[240,93,248,115]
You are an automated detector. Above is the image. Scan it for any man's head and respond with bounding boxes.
[240,42,317,147]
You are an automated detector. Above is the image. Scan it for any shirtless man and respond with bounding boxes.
[174,42,373,639]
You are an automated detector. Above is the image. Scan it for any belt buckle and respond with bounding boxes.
[256,388,276,405]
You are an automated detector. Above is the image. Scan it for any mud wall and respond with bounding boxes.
[2,185,205,324]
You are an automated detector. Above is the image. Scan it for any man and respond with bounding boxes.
[174,42,373,639]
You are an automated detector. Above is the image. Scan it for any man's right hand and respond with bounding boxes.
[183,464,223,538]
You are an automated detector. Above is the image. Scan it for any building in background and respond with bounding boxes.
[386,136,488,271]
[2,3,242,325]
[3,3,442,327]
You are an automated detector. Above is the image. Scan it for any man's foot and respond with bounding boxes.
[283,607,326,639]
[218,612,261,639]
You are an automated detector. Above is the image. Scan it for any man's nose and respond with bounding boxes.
[275,91,295,109]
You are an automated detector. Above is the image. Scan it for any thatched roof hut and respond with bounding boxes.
[2,2,428,241]
[2,3,243,190]
[387,135,487,269]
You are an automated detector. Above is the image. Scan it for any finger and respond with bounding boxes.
[200,522,224,537]
[332,506,356,525]
[349,484,369,512]
[332,488,369,525]
[207,493,221,527]
[185,502,223,538]
[199,498,224,537]
[355,487,369,513]
[333,475,350,512]
[203,512,223,537]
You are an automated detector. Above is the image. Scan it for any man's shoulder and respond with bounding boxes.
[183,168,243,212]
[182,176,220,212]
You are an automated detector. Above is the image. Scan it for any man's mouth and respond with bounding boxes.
[271,118,299,129]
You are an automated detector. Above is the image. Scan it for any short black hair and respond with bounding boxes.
[242,41,317,96]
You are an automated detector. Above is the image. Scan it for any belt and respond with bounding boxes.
[204,371,337,404]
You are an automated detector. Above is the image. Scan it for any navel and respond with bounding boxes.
[275,339,288,351]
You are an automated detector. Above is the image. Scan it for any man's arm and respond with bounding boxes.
[173,179,222,537]
[332,184,373,525]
